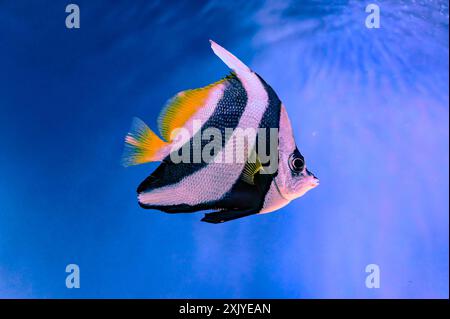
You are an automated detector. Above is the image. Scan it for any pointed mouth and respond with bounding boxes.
[310,177,320,188]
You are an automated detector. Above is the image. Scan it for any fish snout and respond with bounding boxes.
[311,177,319,188]
[306,169,319,188]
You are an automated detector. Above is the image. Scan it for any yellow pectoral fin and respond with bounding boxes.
[241,153,263,185]
[157,73,236,142]
[122,117,168,166]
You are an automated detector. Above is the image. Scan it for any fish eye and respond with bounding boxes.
[289,154,305,173]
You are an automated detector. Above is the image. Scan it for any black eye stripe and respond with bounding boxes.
[288,151,305,173]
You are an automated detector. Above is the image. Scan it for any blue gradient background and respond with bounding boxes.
[0,0,448,298]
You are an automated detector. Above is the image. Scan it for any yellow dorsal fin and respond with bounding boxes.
[157,73,236,142]
[241,154,263,185]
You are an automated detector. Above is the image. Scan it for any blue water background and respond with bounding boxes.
[0,0,448,298]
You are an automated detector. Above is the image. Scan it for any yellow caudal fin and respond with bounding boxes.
[157,73,236,142]
[122,117,168,167]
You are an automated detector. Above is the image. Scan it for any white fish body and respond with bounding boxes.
[122,40,319,223]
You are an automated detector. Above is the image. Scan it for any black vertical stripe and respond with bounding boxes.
[218,73,282,212]
[255,73,282,163]
[137,73,248,193]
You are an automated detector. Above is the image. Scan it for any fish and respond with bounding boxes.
[122,40,319,224]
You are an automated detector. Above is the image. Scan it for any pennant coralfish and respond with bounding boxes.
[122,40,319,223]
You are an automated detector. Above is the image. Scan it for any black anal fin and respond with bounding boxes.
[201,208,258,224]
